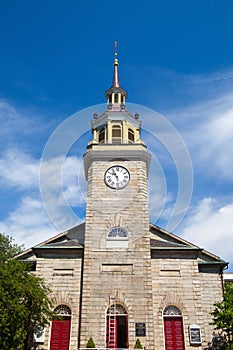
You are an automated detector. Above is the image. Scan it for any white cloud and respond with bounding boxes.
[62,156,87,206]
[0,149,39,189]
[0,100,21,136]
[0,196,58,248]
[199,106,233,178]
[182,197,233,266]
[39,154,86,232]
[0,147,85,247]
[0,100,46,143]
[168,85,233,180]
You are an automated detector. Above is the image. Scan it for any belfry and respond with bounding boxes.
[19,49,227,350]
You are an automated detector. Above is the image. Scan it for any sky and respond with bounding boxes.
[0,0,232,270]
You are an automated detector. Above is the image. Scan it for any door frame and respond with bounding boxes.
[163,305,185,350]
[106,303,128,349]
[49,304,72,350]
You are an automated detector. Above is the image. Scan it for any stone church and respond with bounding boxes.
[19,55,228,350]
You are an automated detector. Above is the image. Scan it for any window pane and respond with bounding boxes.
[112,125,122,143]
[128,128,134,143]
[99,128,105,143]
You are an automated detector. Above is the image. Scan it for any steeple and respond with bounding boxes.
[105,42,128,111]
[85,44,148,161]
[112,58,120,88]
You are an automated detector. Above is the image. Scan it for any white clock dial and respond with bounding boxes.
[104,165,130,189]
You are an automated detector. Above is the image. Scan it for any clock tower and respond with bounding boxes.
[80,54,155,349]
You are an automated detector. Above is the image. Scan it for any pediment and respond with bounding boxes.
[149,223,227,266]
[17,222,85,261]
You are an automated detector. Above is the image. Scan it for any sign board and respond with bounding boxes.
[189,324,202,344]
[33,326,45,343]
[135,322,146,336]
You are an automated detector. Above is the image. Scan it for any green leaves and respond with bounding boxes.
[86,336,96,348]
[134,338,143,349]
[0,233,23,261]
[0,233,56,350]
[211,283,233,345]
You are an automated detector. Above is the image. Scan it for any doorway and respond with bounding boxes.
[50,305,71,350]
[106,304,128,349]
[163,305,185,350]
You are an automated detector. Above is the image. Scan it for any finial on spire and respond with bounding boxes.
[105,42,128,108]
[112,41,120,87]
[114,41,118,58]
[114,41,118,66]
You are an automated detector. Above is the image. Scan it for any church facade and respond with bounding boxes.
[19,56,227,350]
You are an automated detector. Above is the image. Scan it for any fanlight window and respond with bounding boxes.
[128,128,134,143]
[163,305,182,316]
[54,305,72,316]
[107,304,127,315]
[107,227,128,239]
[112,125,122,144]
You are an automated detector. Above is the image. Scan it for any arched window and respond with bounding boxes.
[128,128,134,143]
[107,227,128,239]
[107,303,127,315]
[106,304,128,349]
[99,127,105,143]
[54,304,72,316]
[106,227,128,248]
[163,305,185,350]
[112,125,122,144]
[109,94,112,103]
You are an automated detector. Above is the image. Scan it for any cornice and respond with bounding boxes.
[83,147,151,179]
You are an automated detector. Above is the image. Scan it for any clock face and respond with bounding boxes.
[104,165,130,189]
[108,227,128,238]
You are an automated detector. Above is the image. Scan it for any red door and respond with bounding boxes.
[164,317,185,350]
[50,317,71,350]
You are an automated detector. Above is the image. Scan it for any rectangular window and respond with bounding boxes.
[114,94,119,103]
[53,269,74,276]
[112,125,122,144]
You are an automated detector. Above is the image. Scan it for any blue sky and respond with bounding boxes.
[0,1,233,270]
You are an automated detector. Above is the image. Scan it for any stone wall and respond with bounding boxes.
[151,257,223,349]
[35,257,83,350]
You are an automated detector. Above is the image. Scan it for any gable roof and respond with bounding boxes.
[150,223,228,267]
[17,222,85,260]
[17,221,228,269]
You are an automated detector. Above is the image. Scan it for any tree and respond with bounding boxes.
[134,338,143,349]
[211,282,233,348]
[86,336,96,348]
[0,233,56,350]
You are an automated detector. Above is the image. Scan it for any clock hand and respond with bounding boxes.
[112,171,119,180]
